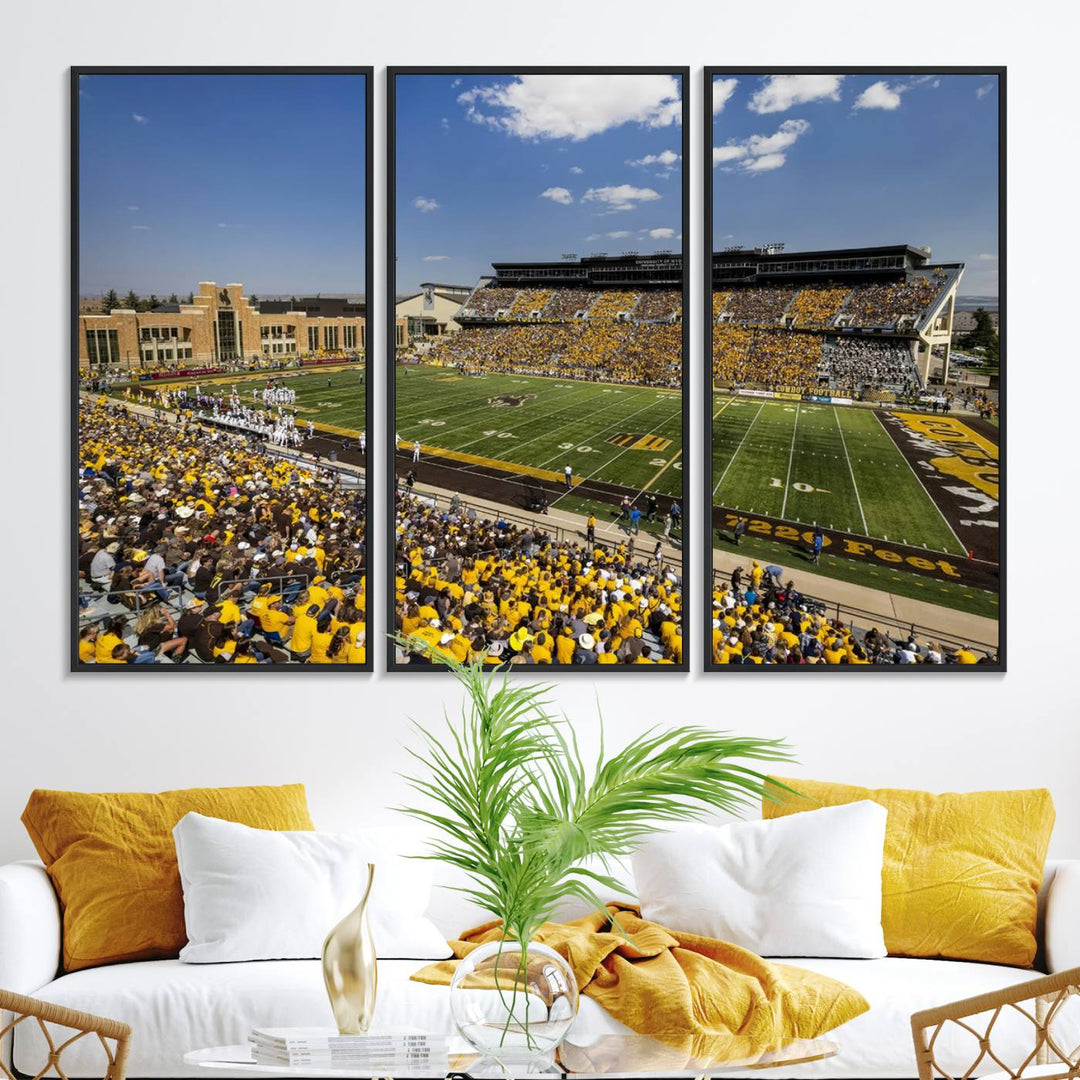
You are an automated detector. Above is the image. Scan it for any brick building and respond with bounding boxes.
[78,281,366,370]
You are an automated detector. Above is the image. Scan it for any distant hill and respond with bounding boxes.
[954,294,998,312]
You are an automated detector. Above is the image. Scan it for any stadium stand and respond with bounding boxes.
[420,278,683,388]
[77,401,367,664]
[721,286,796,326]
[395,492,683,666]
[819,338,922,396]
[710,569,996,666]
[506,289,553,318]
[788,285,850,328]
[841,279,940,329]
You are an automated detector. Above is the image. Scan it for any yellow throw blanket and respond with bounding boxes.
[412,904,868,1067]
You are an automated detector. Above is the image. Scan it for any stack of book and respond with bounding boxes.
[248,1028,449,1072]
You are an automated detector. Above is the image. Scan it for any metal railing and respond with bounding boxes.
[710,567,996,653]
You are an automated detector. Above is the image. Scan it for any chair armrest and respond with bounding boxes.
[1046,859,1080,973]
[0,861,61,994]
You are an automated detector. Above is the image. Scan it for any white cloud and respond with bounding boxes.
[625,149,680,168]
[570,165,584,174]
[423,254,451,262]
[126,205,139,211]
[413,196,440,213]
[131,224,151,230]
[713,78,738,114]
[713,144,748,165]
[457,74,681,141]
[746,118,809,155]
[978,253,999,261]
[132,113,149,125]
[582,184,661,212]
[977,81,995,100]
[440,117,449,133]
[540,186,574,205]
[748,74,843,114]
[854,80,903,111]
[743,153,788,172]
[585,234,601,241]
[713,119,810,173]
[450,78,461,88]
[648,227,676,239]
[606,230,632,239]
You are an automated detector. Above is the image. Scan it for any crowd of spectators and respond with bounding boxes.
[460,286,681,324]
[788,286,850,328]
[507,289,553,317]
[425,319,680,388]
[720,287,796,325]
[395,492,683,666]
[711,278,944,331]
[819,339,922,396]
[76,401,367,664]
[710,564,996,665]
[462,287,519,318]
[712,325,924,395]
[635,291,681,321]
[841,279,941,328]
[587,291,640,319]
[712,325,822,388]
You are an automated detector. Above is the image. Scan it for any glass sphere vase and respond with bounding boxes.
[449,939,579,1070]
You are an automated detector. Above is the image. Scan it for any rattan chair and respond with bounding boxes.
[911,966,1080,1080]
[0,990,131,1080]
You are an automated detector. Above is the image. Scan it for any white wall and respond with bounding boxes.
[2,1,1077,867]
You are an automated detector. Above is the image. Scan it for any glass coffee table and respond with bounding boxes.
[186,1032,838,1078]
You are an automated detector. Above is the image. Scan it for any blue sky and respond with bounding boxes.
[395,73,684,294]
[78,73,365,297]
[712,73,999,298]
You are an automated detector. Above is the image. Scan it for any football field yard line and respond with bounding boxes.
[476,385,660,463]
[547,398,684,508]
[871,410,968,556]
[406,381,655,461]
[713,400,764,497]
[641,447,683,493]
[780,402,801,519]
[835,407,868,535]
[398,380,604,446]
[534,393,681,473]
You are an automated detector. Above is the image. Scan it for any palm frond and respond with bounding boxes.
[395,648,794,942]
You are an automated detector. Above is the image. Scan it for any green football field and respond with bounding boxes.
[712,395,966,556]
[118,366,368,436]
[396,366,683,496]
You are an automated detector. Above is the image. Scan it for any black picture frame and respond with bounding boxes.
[71,66,375,672]
[387,67,691,674]
[702,67,1005,672]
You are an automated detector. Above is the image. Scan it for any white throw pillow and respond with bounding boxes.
[632,801,887,958]
[174,812,451,962]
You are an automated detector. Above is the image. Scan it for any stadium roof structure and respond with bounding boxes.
[490,252,682,289]
[712,243,960,286]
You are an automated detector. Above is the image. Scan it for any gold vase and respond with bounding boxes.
[322,862,377,1034]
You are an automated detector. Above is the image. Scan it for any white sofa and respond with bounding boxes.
[2,843,1078,1080]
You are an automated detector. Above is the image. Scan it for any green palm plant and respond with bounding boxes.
[397,645,794,949]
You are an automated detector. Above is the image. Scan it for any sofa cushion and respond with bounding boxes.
[633,804,888,959]
[763,778,1055,967]
[174,813,450,962]
[21,785,314,972]
[17,956,1078,1079]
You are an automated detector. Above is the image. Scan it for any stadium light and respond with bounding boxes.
[561,253,577,261]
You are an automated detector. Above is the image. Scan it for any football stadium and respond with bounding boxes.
[708,244,1000,666]
[394,253,687,668]
[77,284,369,666]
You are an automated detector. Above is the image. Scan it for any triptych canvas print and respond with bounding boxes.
[72,67,1002,671]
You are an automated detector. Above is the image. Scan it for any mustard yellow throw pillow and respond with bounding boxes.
[22,784,314,971]
[763,778,1054,967]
